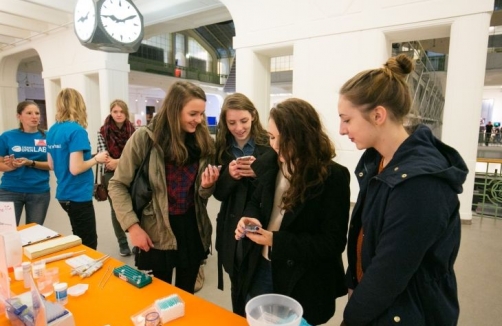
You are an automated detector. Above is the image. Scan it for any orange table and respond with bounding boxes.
[1,238,247,325]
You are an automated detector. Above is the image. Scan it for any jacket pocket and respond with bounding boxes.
[140,205,159,244]
[375,290,425,326]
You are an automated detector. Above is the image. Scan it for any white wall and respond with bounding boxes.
[222,0,493,205]
[483,87,502,123]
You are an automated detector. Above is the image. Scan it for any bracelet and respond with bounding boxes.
[30,160,36,167]
[94,157,99,164]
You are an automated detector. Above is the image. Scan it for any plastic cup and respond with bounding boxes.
[32,260,46,279]
[37,266,59,296]
[144,311,161,326]
[245,294,303,326]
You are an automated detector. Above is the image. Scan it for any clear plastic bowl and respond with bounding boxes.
[245,294,303,326]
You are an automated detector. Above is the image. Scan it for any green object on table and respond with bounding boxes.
[113,264,152,288]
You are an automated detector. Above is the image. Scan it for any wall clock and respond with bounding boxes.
[99,0,142,44]
[73,0,144,53]
[74,0,97,43]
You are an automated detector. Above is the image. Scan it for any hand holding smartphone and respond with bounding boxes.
[236,155,252,162]
[245,224,260,233]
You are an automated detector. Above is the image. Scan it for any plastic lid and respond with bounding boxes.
[67,283,89,296]
[54,282,67,291]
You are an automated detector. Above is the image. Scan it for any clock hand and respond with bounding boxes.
[101,14,120,22]
[101,14,136,23]
[77,12,89,23]
[116,15,137,23]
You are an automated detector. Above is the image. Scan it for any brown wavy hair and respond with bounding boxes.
[340,54,415,123]
[270,98,335,211]
[151,81,215,165]
[215,93,269,164]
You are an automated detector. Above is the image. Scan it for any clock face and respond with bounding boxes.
[74,0,96,42]
[100,0,142,44]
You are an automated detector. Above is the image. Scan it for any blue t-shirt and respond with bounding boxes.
[47,122,93,202]
[0,129,49,193]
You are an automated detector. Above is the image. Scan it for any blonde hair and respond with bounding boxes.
[340,54,414,123]
[55,88,88,128]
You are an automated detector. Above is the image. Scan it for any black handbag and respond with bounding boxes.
[93,163,108,201]
[129,139,153,220]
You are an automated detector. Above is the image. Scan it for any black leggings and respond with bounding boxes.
[136,247,200,293]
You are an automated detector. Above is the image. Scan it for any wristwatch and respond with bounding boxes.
[30,160,36,167]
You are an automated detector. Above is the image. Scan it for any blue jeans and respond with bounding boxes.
[0,189,50,225]
[59,200,98,249]
[103,172,128,247]
[246,256,273,303]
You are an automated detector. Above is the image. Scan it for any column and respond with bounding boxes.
[235,48,271,127]
[0,80,19,132]
[442,13,492,223]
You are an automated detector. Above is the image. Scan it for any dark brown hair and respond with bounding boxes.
[215,93,269,164]
[340,54,414,122]
[270,98,335,211]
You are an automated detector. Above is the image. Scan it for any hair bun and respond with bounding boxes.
[384,54,414,76]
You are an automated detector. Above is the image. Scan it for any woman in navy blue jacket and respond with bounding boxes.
[338,54,468,325]
[235,98,351,325]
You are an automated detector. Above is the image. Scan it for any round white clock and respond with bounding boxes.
[99,0,142,44]
[74,0,97,42]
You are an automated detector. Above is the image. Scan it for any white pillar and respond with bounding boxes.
[235,48,271,127]
[0,81,19,132]
[442,13,492,223]
[99,68,130,120]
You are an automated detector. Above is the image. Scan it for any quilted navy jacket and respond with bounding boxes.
[344,125,468,326]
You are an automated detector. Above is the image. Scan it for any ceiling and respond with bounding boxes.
[2,1,502,88]
[0,0,231,53]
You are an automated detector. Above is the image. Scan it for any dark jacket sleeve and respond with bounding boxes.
[271,164,350,265]
[213,164,242,201]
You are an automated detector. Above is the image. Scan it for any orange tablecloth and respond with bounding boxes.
[1,229,247,325]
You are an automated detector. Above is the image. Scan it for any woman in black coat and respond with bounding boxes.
[235,98,351,325]
[213,93,274,316]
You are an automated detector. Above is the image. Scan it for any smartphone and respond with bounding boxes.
[236,156,252,162]
[245,224,260,233]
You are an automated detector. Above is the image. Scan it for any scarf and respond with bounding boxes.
[99,115,135,159]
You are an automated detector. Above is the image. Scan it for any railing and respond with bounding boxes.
[472,158,502,219]
[393,41,445,129]
[478,129,502,147]
[128,56,228,86]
